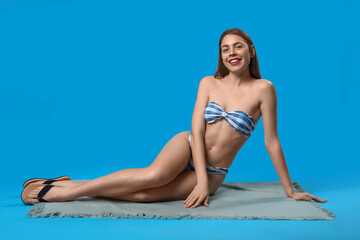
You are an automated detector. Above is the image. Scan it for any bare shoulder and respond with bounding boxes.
[199,75,216,90]
[254,78,274,90]
[203,75,216,84]
[255,79,277,106]
[254,78,275,96]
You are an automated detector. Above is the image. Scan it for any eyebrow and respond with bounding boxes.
[221,41,246,48]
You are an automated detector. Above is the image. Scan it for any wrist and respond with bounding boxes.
[197,178,209,185]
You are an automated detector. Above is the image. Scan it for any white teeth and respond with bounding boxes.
[230,59,240,63]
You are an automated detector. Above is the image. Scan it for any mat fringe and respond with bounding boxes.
[27,181,335,220]
[291,181,335,220]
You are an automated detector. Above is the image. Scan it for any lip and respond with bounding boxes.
[228,57,241,62]
[228,58,242,65]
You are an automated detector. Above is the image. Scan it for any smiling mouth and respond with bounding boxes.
[228,58,241,65]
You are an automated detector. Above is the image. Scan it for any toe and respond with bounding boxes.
[27,186,46,203]
[28,198,39,204]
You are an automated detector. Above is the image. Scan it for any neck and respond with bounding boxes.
[225,68,252,87]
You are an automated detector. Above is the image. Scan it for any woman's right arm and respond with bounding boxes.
[183,76,211,208]
[190,76,210,185]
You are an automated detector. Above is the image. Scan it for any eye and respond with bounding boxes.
[236,45,242,49]
[223,49,228,52]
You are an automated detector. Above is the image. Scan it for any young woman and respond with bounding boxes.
[21,28,327,208]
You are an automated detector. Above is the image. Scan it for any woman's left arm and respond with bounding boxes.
[259,80,327,203]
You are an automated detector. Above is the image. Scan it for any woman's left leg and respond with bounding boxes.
[24,131,192,204]
[24,167,156,204]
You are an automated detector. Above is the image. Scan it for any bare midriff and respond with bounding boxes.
[203,119,249,169]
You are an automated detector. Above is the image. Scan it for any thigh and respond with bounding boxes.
[120,170,226,203]
[146,131,191,185]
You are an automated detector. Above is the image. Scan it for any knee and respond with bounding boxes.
[146,169,175,187]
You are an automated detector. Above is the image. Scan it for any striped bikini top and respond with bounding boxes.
[204,101,256,138]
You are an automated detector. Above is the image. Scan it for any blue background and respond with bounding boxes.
[1,0,359,239]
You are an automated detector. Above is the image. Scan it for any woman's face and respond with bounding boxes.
[221,34,253,73]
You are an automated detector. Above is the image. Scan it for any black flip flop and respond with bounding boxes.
[22,176,70,188]
[21,183,54,205]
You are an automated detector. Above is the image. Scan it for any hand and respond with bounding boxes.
[288,192,327,203]
[183,183,209,208]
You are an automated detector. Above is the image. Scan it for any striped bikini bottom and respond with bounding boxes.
[186,131,229,175]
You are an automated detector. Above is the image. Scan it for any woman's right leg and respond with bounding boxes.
[25,131,192,204]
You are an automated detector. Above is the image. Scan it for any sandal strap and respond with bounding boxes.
[38,185,54,202]
[43,180,56,184]
[23,176,70,188]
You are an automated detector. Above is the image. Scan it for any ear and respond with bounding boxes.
[250,44,255,57]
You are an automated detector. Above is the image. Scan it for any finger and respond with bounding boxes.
[184,194,194,205]
[189,197,199,207]
[303,195,312,201]
[305,193,318,201]
[185,195,196,206]
[185,197,197,208]
[309,194,327,203]
[191,198,203,208]
[204,196,209,207]
[183,195,191,204]
[300,195,311,201]
[306,194,315,201]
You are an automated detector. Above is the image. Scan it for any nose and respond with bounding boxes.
[229,47,237,56]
